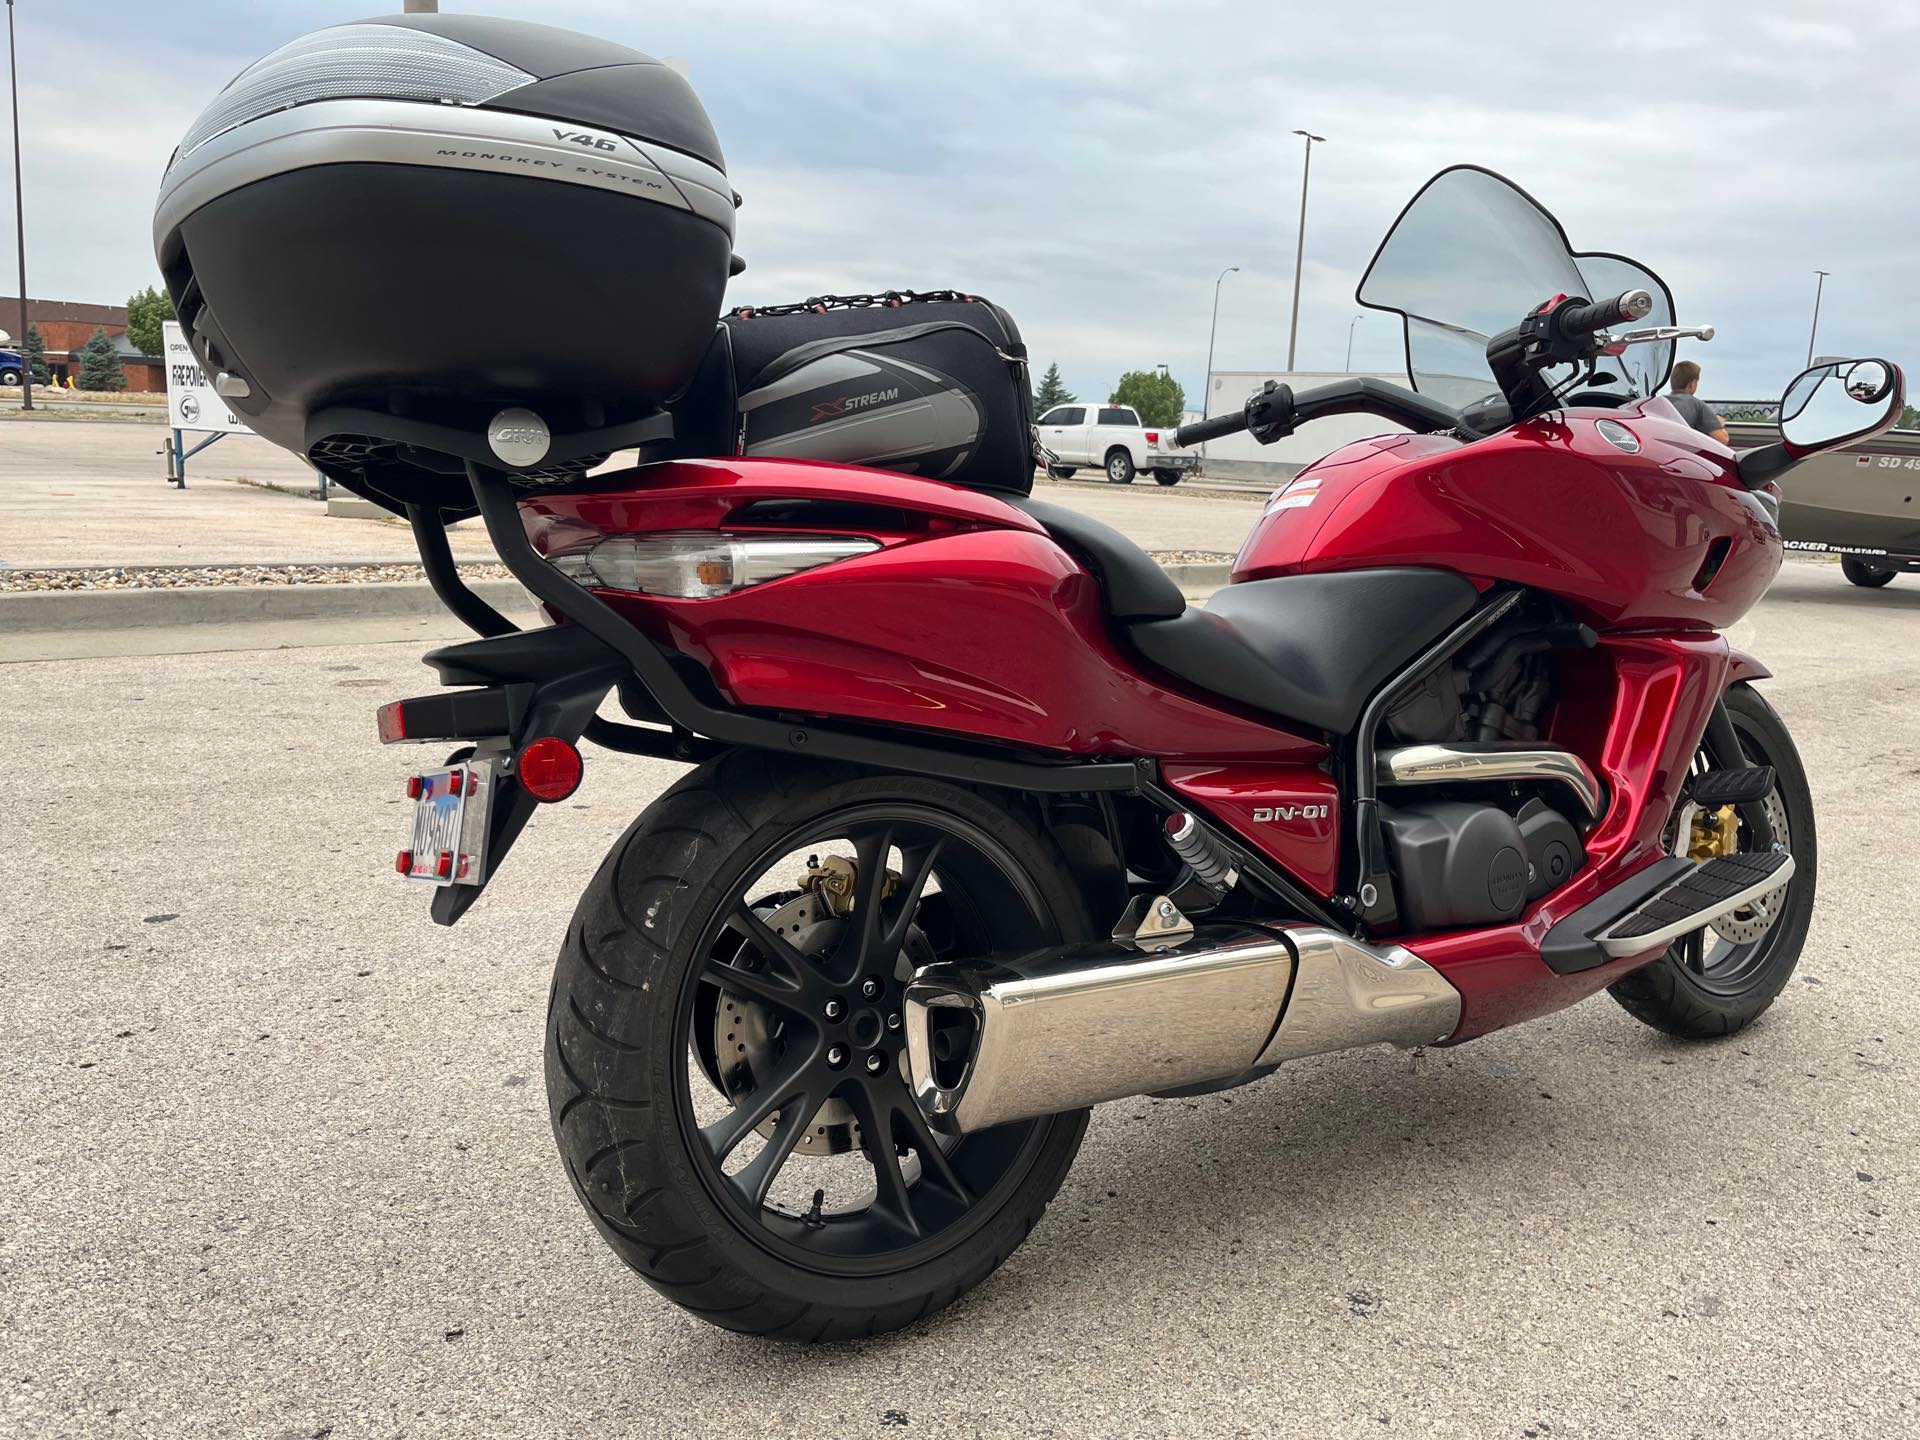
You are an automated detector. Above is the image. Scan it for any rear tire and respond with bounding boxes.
[1104,449,1136,484]
[1608,684,1815,1039]
[1153,469,1182,487]
[1841,555,1897,588]
[0,369,20,387]
[1046,465,1076,480]
[545,750,1094,1340]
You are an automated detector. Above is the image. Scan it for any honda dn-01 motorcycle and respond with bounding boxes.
[156,20,1904,1341]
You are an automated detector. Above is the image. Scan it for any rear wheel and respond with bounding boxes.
[546,751,1093,1340]
[1153,469,1182,487]
[1104,448,1136,484]
[1046,464,1076,480]
[1608,684,1816,1038]
[0,368,20,387]
[1841,555,1897,588]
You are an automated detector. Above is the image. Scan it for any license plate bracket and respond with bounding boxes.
[400,759,496,886]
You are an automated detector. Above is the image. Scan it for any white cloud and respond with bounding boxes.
[6,0,1916,405]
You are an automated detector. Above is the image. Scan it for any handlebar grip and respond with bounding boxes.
[1557,288,1655,337]
[1175,411,1247,447]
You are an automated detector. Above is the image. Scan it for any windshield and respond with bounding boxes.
[1357,165,1676,408]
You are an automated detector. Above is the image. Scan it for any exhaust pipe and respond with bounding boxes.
[904,916,1461,1134]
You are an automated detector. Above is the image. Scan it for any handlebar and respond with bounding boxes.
[1555,288,1654,338]
[1174,410,1250,447]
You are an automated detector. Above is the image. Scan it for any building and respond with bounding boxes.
[1199,370,1408,480]
[0,297,166,390]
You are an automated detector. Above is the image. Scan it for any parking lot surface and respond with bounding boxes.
[5,562,1917,1439]
[1,420,1256,571]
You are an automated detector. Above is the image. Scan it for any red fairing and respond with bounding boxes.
[1407,633,1731,1040]
[1234,400,1782,631]
[521,459,1325,764]
[1163,763,1342,897]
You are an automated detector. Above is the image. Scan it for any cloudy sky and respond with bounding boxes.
[5,0,1913,406]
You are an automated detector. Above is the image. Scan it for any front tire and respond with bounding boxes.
[1609,684,1816,1039]
[1104,448,1136,484]
[1841,555,1897,588]
[545,750,1093,1340]
[0,368,20,387]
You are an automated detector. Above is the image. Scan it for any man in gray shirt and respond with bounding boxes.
[1667,359,1730,443]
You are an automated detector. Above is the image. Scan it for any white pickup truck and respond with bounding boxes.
[1036,403,1199,486]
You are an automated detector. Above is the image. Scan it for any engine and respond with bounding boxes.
[1377,606,1595,929]
[1381,796,1584,930]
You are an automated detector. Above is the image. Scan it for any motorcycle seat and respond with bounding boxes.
[1013,498,1188,620]
[1013,495,1478,735]
[1130,569,1479,734]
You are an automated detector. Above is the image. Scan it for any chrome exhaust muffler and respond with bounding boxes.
[904,914,1462,1134]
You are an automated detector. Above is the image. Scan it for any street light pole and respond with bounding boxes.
[1344,314,1366,372]
[1203,265,1239,421]
[1806,269,1830,368]
[7,0,32,411]
[1284,129,1324,372]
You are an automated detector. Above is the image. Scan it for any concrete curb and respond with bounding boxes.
[0,578,535,632]
[1162,561,1232,590]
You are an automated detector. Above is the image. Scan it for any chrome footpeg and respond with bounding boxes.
[1594,850,1793,958]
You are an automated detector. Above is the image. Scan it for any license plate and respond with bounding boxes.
[399,760,494,886]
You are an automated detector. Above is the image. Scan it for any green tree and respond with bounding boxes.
[1109,370,1186,428]
[125,285,174,358]
[1900,403,1919,431]
[23,323,50,386]
[76,328,126,391]
[1033,360,1075,412]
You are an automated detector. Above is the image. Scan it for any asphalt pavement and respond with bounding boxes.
[4,559,1917,1438]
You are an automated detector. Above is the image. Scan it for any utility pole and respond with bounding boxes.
[1806,269,1829,368]
[7,0,31,411]
[1284,129,1324,373]
[1344,314,1366,372]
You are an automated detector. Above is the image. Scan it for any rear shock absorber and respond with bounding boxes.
[1164,812,1240,899]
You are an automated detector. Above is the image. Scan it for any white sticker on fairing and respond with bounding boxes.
[1265,476,1322,513]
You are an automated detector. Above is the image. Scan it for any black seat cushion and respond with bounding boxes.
[1014,497,1186,620]
[1128,569,1480,735]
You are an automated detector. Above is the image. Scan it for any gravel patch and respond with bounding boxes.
[1150,550,1233,565]
[0,563,512,592]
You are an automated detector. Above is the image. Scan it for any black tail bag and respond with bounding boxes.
[667,291,1036,497]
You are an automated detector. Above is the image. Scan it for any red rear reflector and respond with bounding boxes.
[447,771,464,796]
[406,775,423,800]
[517,736,584,803]
[377,702,406,744]
[436,850,454,878]
[395,849,412,874]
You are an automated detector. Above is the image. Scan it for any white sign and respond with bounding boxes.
[162,320,250,434]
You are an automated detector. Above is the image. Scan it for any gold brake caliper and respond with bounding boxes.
[799,853,900,917]
[1687,804,1742,861]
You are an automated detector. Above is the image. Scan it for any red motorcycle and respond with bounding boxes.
[157,53,1897,1333]
[358,167,1905,1339]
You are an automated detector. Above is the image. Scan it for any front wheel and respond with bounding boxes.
[1609,683,1816,1039]
[1104,448,1136,484]
[1841,555,1897,588]
[0,369,20,387]
[546,751,1093,1340]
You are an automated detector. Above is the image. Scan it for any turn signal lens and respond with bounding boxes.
[549,532,879,599]
[517,736,583,803]
[395,849,413,874]
[377,701,407,744]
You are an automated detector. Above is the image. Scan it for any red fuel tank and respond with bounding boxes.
[1232,398,1783,632]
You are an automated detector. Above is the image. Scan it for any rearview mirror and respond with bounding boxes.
[1780,357,1903,455]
